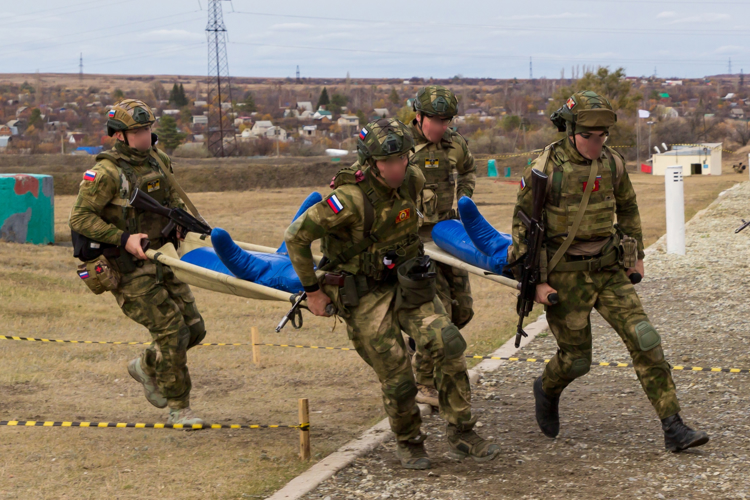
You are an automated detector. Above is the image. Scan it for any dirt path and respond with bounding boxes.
[302,182,750,500]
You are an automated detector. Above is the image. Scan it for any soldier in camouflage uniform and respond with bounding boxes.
[511,91,708,452]
[69,99,205,426]
[409,86,477,408]
[285,118,499,469]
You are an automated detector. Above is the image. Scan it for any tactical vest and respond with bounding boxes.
[96,148,174,246]
[321,166,422,281]
[411,131,457,224]
[536,141,624,245]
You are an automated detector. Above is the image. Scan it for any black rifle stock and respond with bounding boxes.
[129,188,212,239]
[514,169,559,348]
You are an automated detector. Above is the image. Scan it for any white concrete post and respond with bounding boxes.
[665,165,685,255]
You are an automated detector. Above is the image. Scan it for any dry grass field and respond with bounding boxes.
[0,160,745,498]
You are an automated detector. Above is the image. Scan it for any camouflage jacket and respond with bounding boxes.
[511,138,644,275]
[284,163,426,291]
[409,120,475,224]
[68,141,184,247]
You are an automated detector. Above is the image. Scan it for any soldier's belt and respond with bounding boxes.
[552,248,619,273]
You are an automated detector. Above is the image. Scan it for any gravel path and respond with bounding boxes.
[302,182,750,500]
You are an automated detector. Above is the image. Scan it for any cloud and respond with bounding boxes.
[141,29,204,41]
[667,13,730,24]
[499,12,595,21]
[656,11,677,19]
[269,23,313,31]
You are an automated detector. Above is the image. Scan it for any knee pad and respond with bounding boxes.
[441,324,467,360]
[186,317,206,349]
[635,321,661,351]
[570,357,591,378]
[391,379,418,401]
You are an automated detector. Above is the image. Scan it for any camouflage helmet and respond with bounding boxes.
[413,85,458,118]
[106,99,156,137]
[356,118,414,164]
[550,90,617,135]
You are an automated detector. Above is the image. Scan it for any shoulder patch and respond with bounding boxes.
[395,208,411,224]
[326,194,344,214]
[83,170,97,182]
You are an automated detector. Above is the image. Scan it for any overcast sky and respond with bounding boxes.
[1,0,748,80]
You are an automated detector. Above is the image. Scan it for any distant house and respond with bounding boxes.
[15,106,30,118]
[5,120,21,135]
[313,109,333,121]
[251,120,274,136]
[296,101,313,113]
[67,132,85,143]
[86,101,102,108]
[191,134,205,143]
[337,114,359,129]
[192,115,208,125]
[0,125,11,136]
[730,108,745,119]
[162,109,180,116]
[194,100,208,107]
[301,125,317,137]
[0,136,11,148]
[264,126,288,141]
[234,116,253,126]
[372,108,389,118]
[659,106,679,119]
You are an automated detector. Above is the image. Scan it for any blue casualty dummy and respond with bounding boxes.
[431,196,513,275]
[179,192,323,293]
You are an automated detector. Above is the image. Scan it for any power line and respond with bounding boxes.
[41,42,205,74]
[0,1,107,28]
[227,10,750,37]
[0,15,205,60]
[228,41,750,67]
[0,10,202,52]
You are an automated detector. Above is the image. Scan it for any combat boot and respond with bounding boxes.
[127,357,167,408]
[415,383,439,408]
[446,417,500,462]
[534,376,560,438]
[662,414,709,452]
[168,408,205,427]
[396,433,431,470]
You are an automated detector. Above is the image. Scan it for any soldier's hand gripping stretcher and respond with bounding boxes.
[276,291,337,332]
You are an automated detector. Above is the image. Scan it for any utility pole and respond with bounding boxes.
[529,57,532,80]
[296,65,301,83]
[205,0,235,157]
[729,57,732,75]
[79,53,83,82]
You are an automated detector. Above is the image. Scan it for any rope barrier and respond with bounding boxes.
[4,335,747,374]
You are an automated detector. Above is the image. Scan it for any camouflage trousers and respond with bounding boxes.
[413,262,473,387]
[543,267,680,420]
[327,280,472,442]
[112,261,206,410]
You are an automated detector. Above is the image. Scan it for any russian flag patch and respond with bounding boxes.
[78,270,90,280]
[108,109,116,117]
[326,194,344,214]
[358,128,368,140]
[520,177,527,190]
[83,170,97,182]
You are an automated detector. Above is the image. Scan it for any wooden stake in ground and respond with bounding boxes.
[251,326,260,365]
[299,398,311,461]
